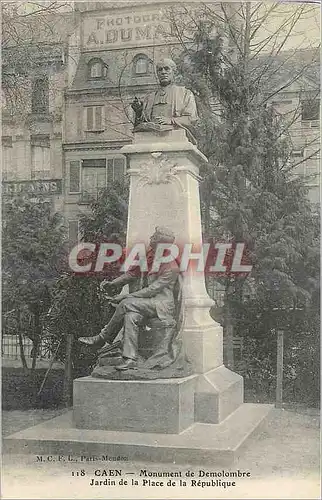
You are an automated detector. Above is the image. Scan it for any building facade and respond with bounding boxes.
[2,1,320,245]
[63,1,180,241]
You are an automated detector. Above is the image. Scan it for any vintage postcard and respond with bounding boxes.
[1,0,320,499]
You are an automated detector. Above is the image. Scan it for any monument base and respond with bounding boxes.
[73,364,243,435]
[195,366,244,424]
[4,404,272,465]
[73,375,197,434]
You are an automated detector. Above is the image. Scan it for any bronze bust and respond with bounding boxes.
[131,58,198,142]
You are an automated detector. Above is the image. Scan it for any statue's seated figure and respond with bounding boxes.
[79,227,185,373]
[131,58,198,143]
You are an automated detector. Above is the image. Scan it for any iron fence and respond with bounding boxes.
[2,334,244,361]
[1,335,52,360]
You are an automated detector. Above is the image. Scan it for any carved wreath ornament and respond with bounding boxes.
[138,152,179,186]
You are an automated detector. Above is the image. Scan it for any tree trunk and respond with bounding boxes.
[63,334,74,407]
[18,331,28,370]
[31,311,41,371]
[31,339,39,371]
[203,194,211,238]
[243,2,251,62]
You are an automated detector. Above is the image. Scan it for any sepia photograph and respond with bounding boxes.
[1,0,320,498]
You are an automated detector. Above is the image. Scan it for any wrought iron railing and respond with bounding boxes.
[1,335,51,360]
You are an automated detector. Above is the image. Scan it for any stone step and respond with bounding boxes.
[4,403,272,465]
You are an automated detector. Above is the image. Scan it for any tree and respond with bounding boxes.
[2,195,67,370]
[45,181,129,378]
[79,180,129,245]
[167,2,320,398]
[1,1,75,116]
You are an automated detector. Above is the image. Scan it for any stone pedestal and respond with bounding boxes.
[121,129,224,373]
[195,366,244,424]
[73,375,197,434]
[73,129,243,429]
[119,129,243,423]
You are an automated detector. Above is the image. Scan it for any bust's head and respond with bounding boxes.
[156,58,176,87]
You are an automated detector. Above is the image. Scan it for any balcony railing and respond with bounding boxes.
[78,189,107,204]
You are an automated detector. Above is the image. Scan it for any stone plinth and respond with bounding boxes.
[119,129,244,427]
[4,404,273,465]
[195,366,243,424]
[122,129,208,250]
[73,375,197,434]
[121,129,224,375]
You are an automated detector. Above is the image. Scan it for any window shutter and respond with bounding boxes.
[107,158,114,182]
[301,100,320,121]
[69,161,81,192]
[95,106,102,130]
[86,107,93,130]
[31,77,49,114]
[113,158,125,181]
[68,220,79,244]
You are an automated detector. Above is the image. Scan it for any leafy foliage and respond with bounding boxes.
[45,182,129,375]
[2,195,67,369]
[79,181,129,245]
[174,10,320,402]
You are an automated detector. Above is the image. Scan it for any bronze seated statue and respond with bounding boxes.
[79,227,192,380]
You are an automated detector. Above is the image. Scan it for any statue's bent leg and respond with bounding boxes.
[78,302,128,348]
[122,312,145,361]
[98,302,127,343]
[117,297,156,364]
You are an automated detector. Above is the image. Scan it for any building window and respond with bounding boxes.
[301,99,320,122]
[31,135,50,179]
[304,162,319,186]
[31,134,50,147]
[291,150,304,158]
[84,105,104,131]
[308,186,320,206]
[77,157,126,202]
[81,158,107,201]
[2,136,12,148]
[31,77,49,114]
[69,161,81,193]
[133,54,152,75]
[88,59,107,79]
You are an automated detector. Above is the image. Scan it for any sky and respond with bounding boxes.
[12,0,321,51]
[252,2,320,51]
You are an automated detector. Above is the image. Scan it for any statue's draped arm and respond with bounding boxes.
[172,88,198,128]
[110,272,138,287]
